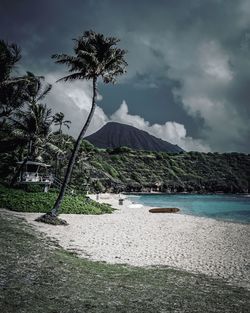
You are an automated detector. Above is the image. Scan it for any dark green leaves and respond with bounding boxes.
[52,30,127,83]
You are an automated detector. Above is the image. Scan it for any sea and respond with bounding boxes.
[128,194,250,224]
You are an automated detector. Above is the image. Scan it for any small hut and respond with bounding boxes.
[17,161,53,192]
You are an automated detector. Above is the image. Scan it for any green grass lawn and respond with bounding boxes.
[0,211,249,313]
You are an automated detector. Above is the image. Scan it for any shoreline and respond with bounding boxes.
[125,191,250,195]
[126,192,250,225]
[4,193,250,290]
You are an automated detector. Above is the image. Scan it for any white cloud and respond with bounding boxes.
[145,36,249,152]
[199,41,233,82]
[45,72,108,137]
[110,100,150,129]
[166,40,247,151]
[110,101,210,152]
[44,74,209,152]
[115,18,250,152]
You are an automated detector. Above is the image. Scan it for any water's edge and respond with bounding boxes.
[127,194,250,224]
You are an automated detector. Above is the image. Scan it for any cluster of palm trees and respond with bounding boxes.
[0,42,71,162]
[1,31,127,222]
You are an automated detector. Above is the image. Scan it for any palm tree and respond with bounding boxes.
[0,40,26,122]
[12,103,53,157]
[53,112,71,134]
[10,103,50,182]
[23,71,52,105]
[9,74,61,185]
[12,73,53,157]
[40,30,127,221]
[0,40,21,83]
[52,112,71,176]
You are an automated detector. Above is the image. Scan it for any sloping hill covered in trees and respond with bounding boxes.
[70,144,250,193]
[1,136,249,194]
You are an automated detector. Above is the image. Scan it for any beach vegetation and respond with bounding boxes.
[0,184,113,215]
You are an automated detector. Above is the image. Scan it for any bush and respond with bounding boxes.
[111,146,133,154]
[22,184,44,193]
[81,140,95,152]
[0,185,113,214]
[93,180,105,193]
[102,162,119,178]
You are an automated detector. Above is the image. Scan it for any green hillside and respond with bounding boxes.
[1,138,249,194]
[69,144,250,194]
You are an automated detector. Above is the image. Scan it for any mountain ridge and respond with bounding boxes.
[84,122,184,153]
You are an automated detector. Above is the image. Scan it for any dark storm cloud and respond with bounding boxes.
[1,0,250,152]
[0,0,97,70]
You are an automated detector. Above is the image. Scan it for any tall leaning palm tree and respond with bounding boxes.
[40,30,127,222]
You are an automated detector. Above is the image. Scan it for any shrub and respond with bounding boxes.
[131,172,142,183]
[93,180,105,193]
[91,160,103,170]
[23,184,44,193]
[102,162,119,178]
[81,140,95,152]
[0,185,113,214]
[111,146,133,154]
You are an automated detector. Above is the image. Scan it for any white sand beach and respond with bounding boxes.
[5,194,250,289]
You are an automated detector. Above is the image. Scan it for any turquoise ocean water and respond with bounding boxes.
[128,194,250,223]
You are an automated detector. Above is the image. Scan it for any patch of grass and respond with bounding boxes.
[0,185,113,214]
[0,211,249,313]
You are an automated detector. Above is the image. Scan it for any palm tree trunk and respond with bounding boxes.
[50,77,97,217]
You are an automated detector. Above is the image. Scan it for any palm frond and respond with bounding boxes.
[37,83,52,101]
[45,142,64,155]
[52,30,127,83]
[56,72,87,82]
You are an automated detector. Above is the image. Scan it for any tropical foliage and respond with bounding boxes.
[0,184,113,214]
[0,40,70,182]
[0,40,24,121]
[59,144,250,194]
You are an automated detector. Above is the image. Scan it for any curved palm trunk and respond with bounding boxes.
[50,77,97,217]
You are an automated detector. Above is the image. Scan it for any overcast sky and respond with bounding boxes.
[1,0,250,152]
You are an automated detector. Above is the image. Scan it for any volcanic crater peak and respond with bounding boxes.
[85,122,184,153]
